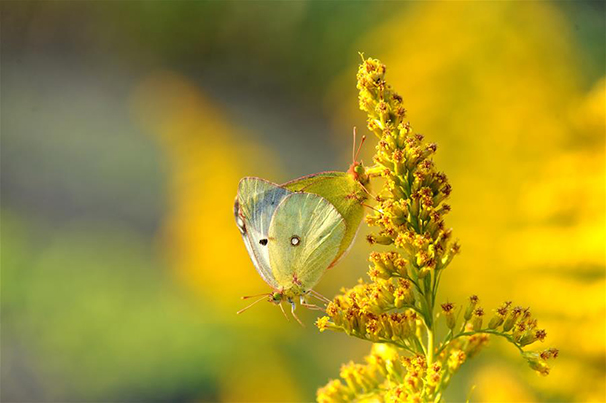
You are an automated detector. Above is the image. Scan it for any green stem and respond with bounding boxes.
[422,270,435,368]
[414,334,427,355]
[423,283,434,326]
[427,327,435,367]
[441,329,453,350]
[431,269,442,308]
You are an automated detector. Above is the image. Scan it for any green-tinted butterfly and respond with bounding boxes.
[234,134,369,324]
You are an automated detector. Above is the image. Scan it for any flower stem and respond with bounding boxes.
[427,327,435,367]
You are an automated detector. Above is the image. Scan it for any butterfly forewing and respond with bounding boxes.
[267,192,346,291]
[283,172,366,268]
[236,177,292,289]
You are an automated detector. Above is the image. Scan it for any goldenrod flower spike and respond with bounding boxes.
[316,56,557,402]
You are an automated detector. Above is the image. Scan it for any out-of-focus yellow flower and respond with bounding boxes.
[218,350,304,402]
[130,71,281,310]
[472,365,535,402]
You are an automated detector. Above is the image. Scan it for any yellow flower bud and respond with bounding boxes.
[365,319,380,342]
[394,279,414,308]
[464,295,479,321]
[367,234,394,245]
[503,305,523,331]
[471,307,484,331]
[488,301,510,329]
[441,302,456,330]
[523,352,551,376]
[316,316,331,332]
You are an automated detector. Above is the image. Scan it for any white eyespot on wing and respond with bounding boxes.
[268,192,346,290]
[236,177,292,288]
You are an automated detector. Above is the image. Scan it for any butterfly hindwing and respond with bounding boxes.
[236,177,292,289]
[267,192,346,291]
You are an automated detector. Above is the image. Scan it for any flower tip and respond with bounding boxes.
[316,316,331,332]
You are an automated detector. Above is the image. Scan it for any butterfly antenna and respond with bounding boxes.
[354,134,366,163]
[241,292,271,300]
[237,294,270,315]
[352,127,357,163]
[290,301,305,327]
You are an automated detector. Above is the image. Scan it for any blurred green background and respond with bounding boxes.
[1,1,604,402]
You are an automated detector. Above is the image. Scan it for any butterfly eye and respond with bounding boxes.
[290,236,301,246]
[259,239,268,246]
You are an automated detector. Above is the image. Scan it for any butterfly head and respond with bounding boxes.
[348,160,369,185]
[269,292,284,304]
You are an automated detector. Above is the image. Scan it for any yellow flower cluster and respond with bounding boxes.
[317,344,474,403]
[358,58,459,281]
[317,345,432,403]
[317,279,420,349]
[317,57,557,402]
[437,296,558,377]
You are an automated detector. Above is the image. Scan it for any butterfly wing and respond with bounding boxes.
[235,177,292,289]
[283,172,367,267]
[267,192,346,291]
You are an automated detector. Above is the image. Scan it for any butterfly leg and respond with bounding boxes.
[360,182,380,201]
[310,289,331,304]
[299,295,324,311]
[289,299,304,327]
[278,301,290,321]
[301,302,324,311]
[346,190,380,212]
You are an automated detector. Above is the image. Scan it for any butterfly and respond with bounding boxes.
[234,134,369,324]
